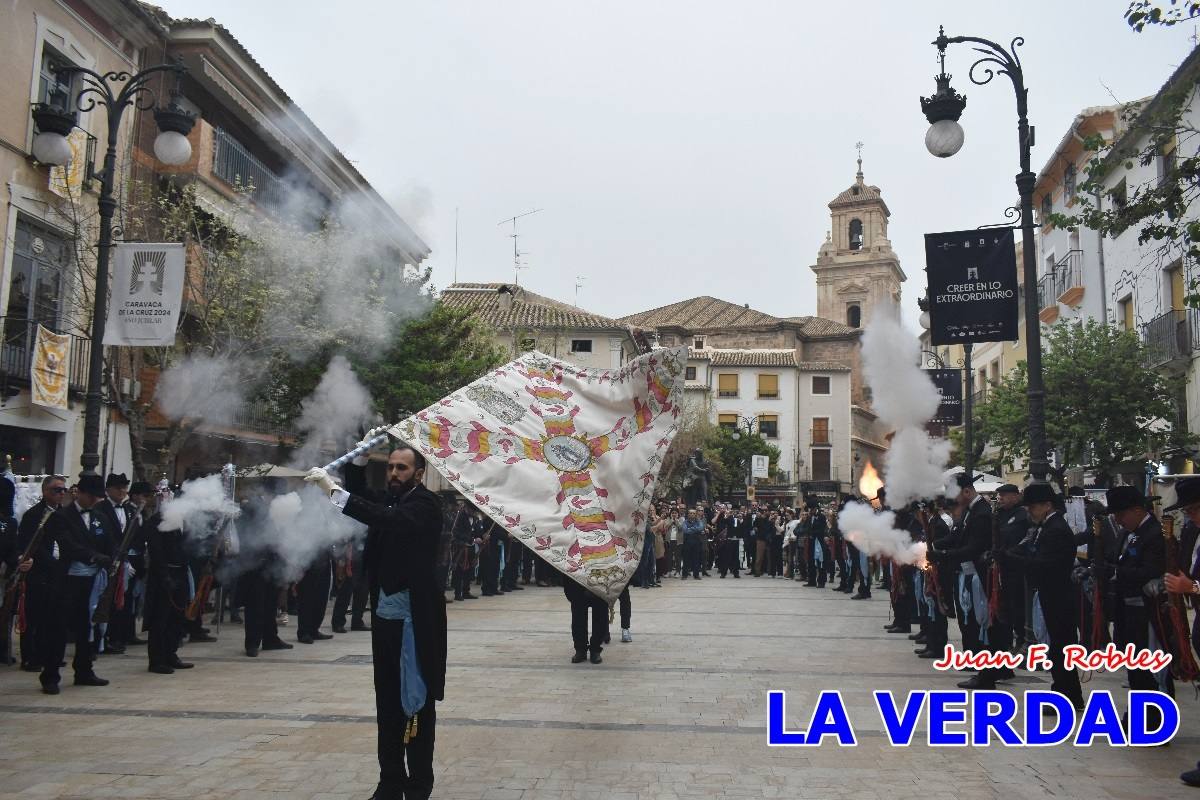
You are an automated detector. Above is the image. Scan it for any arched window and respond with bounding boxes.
[848,218,864,250]
[847,304,862,328]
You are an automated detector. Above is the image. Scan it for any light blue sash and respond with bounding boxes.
[376,589,427,717]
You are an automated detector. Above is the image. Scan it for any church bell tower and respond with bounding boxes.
[810,149,906,329]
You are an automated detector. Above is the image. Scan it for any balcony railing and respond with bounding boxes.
[212,128,284,214]
[1038,250,1085,311]
[229,398,297,437]
[1143,309,1199,368]
[1037,272,1056,311]
[0,317,89,394]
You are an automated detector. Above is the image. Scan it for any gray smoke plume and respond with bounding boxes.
[261,485,365,582]
[861,316,951,506]
[288,355,374,469]
[160,473,240,537]
[156,354,257,427]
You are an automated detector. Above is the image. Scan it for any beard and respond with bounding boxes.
[388,477,418,496]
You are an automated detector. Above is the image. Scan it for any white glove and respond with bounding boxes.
[305,467,341,495]
[352,426,389,467]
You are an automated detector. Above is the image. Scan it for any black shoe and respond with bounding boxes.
[40,681,60,695]
[169,659,194,669]
[262,640,293,651]
[851,593,870,600]
[957,675,994,690]
[572,651,587,664]
[1182,767,1200,787]
[733,574,740,579]
[312,632,333,640]
[297,634,315,644]
[189,633,217,643]
[909,632,925,641]
[230,614,244,624]
[995,668,1015,682]
[888,626,912,634]
[104,643,126,655]
[125,637,147,646]
[332,625,348,634]
[351,623,372,632]
[719,574,726,579]
[508,585,525,591]
[916,649,941,659]
[74,674,109,687]
[149,664,175,675]
[589,651,603,664]
[20,663,41,672]
[245,647,259,658]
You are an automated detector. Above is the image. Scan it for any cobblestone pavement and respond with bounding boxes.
[1,575,1198,799]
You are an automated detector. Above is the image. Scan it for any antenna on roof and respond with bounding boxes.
[497,208,542,286]
[575,275,585,306]
[453,207,459,284]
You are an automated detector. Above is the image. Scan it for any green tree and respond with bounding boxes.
[975,320,1187,485]
[352,302,508,422]
[1126,1,1200,30]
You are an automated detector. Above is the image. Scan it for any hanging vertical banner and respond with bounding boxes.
[31,324,70,410]
[48,130,89,201]
[925,229,1019,345]
[926,368,963,425]
[103,243,186,346]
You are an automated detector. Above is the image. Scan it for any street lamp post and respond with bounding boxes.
[30,64,196,476]
[919,26,1047,485]
[729,415,758,500]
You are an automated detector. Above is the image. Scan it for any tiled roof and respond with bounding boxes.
[828,171,890,215]
[702,350,798,368]
[784,316,861,338]
[796,361,851,372]
[441,283,629,330]
[618,296,780,329]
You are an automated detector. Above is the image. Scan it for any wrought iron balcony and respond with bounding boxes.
[0,317,89,394]
[229,398,297,437]
[1143,309,1198,368]
[212,127,284,214]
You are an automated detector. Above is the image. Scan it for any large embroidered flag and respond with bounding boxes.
[31,324,70,410]
[391,347,686,603]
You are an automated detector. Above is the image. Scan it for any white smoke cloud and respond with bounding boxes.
[160,474,240,535]
[287,355,375,469]
[156,354,257,426]
[260,485,365,582]
[861,315,950,506]
[839,501,927,567]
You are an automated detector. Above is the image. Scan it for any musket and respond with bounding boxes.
[0,505,55,635]
[92,505,141,624]
[1087,513,1111,649]
[987,502,1003,626]
[184,512,232,622]
[1156,514,1199,683]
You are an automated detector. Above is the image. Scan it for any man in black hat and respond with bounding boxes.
[142,487,193,673]
[1002,482,1084,709]
[94,473,149,652]
[1106,484,1169,708]
[43,474,117,692]
[994,484,1030,652]
[929,474,993,686]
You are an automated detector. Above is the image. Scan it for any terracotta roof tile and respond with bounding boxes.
[441,283,629,330]
[700,350,798,368]
[784,316,861,338]
[796,361,851,372]
[618,296,781,329]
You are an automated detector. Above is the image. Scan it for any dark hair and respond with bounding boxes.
[392,444,427,471]
[41,474,65,489]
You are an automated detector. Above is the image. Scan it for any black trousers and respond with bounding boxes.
[37,581,67,686]
[564,581,608,654]
[503,539,522,589]
[807,537,828,586]
[146,568,187,667]
[769,539,784,576]
[718,538,740,577]
[521,545,535,583]
[479,540,501,595]
[682,535,703,578]
[618,587,631,629]
[239,569,281,650]
[63,574,97,679]
[296,556,332,638]
[19,580,51,668]
[1116,601,1172,696]
[954,573,982,651]
[332,561,368,628]
[742,535,755,570]
[372,617,436,800]
[450,543,474,598]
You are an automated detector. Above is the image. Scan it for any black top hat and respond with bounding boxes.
[105,472,129,489]
[77,474,105,496]
[955,472,981,489]
[1105,485,1145,514]
[1165,477,1200,512]
[129,481,154,496]
[1022,483,1056,506]
[1067,486,1086,497]
[996,483,1020,495]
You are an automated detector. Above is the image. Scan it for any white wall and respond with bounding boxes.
[709,364,799,481]
[798,370,851,485]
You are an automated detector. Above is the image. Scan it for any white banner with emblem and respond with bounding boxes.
[103,243,186,346]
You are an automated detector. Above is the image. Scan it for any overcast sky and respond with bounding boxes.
[155,0,1191,329]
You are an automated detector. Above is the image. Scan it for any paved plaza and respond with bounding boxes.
[1,576,1197,799]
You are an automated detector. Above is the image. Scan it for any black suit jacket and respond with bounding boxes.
[342,463,447,701]
[16,501,59,585]
[939,496,993,572]
[1115,513,1164,600]
[52,503,118,569]
[1007,511,1076,611]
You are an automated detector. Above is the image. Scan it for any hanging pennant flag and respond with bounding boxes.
[391,347,686,603]
[31,324,70,410]
[103,243,186,346]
